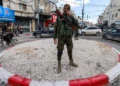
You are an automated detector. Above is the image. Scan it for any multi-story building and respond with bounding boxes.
[108,0,120,27]
[2,0,35,32]
[1,0,58,32]
[100,0,120,28]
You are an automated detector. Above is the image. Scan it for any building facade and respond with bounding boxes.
[108,0,120,27]
[100,0,120,28]
[2,0,36,32]
[1,0,58,32]
[35,0,58,28]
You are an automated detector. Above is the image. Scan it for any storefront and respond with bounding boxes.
[45,13,57,28]
[14,16,31,32]
[36,13,52,28]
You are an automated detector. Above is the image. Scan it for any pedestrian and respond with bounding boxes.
[54,4,80,73]
[2,23,7,33]
[13,25,17,36]
[39,25,42,31]
[17,25,20,34]
[0,23,2,33]
[19,26,23,34]
[101,25,104,32]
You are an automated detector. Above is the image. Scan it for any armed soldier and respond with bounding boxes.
[54,4,80,73]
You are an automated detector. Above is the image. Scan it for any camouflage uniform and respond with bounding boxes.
[54,14,80,73]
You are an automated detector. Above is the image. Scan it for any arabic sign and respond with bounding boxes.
[0,6,15,22]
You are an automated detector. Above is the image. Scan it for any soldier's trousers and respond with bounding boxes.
[57,36,73,61]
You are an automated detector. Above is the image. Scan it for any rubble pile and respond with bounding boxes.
[0,39,118,82]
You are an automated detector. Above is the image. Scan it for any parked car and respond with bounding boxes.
[79,27,102,36]
[22,28,30,32]
[33,26,54,38]
[103,27,116,33]
[102,29,120,41]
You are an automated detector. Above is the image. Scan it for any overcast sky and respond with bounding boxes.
[57,0,110,24]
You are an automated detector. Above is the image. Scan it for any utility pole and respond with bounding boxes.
[37,0,40,27]
[82,0,84,28]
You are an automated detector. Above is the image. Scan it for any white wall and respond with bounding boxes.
[108,0,120,25]
[100,0,120,25]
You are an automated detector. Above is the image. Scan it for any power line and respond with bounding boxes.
[59,0,107,7]
[19,0,34,3]
[76,9,104,14]
[85,4,107,7]
[59,0,82,4]
[85,10,104,13]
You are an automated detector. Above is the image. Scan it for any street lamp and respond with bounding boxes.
[37,0,45,29]
[37,0,40,27]
[82,0,84,28]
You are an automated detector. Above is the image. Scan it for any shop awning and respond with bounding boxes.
[0,6,15,22]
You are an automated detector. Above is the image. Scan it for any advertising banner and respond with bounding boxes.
[0,6,15,22]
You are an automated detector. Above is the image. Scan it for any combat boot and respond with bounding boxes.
[74,37,79,40]
[69,60,78,67]
[57,61,61,73]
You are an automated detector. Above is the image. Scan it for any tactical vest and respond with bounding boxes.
[57,15,74,37]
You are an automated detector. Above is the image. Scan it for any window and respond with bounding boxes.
[89,27,97,30]
[84,27,89,30]
[110,4,112,7]
[115,13,118,17]
[110,29,120,33]
[112,14,114,20]
[49,26,54,30]
[19,3,27,10]
[110,30,119,33]
[110,29,117,33]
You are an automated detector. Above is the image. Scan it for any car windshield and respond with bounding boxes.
[84,27,89,30]
[109,29,120,33]
[109,29,117,33]
[49,27,54,30]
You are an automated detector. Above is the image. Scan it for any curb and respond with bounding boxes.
[25,34,31,36]
[0,42,120,86]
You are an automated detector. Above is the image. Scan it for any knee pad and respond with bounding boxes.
[57,50,63,57]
